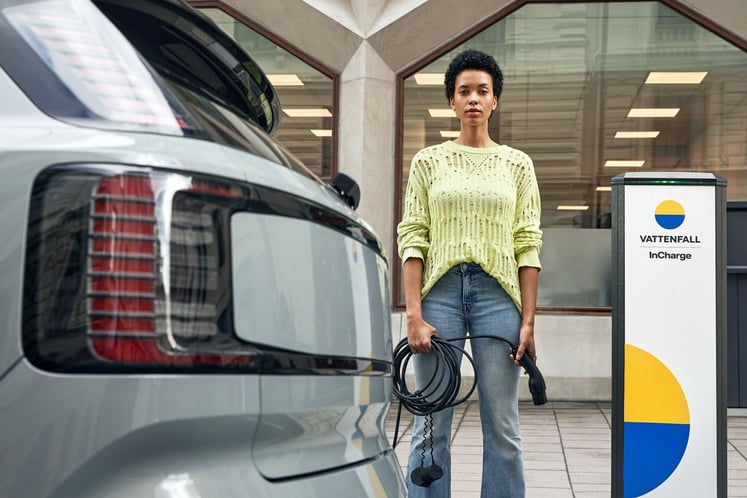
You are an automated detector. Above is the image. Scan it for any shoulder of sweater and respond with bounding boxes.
[410,143,452,176]
[413,141,451,160]
[500,144,532,164]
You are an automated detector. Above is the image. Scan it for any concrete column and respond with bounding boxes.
[338,41,396,258]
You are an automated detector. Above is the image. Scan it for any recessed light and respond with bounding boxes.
[310,129,332,137]
[429,109,457,118]
[267,74,304,86]
[283,108,332,118]
[615,131,660,139]
[605,160,645,167]
[596,186,612,192]
[414,73,443,85]
[645,72,707,84]
[557,205,590,211]
[627,108,679,118]
[440,131,460,138]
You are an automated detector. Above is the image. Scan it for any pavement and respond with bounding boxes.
[386,400,747,497]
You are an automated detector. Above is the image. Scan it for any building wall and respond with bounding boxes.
[224,0,746,400]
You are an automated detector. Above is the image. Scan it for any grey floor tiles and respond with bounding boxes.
[386,400,747,497]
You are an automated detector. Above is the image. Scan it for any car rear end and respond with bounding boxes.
[0,0,404,496]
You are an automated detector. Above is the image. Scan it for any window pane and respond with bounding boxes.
[201,8,335,181]
[400,1,747,307]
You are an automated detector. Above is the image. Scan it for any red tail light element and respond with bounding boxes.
[87,175,159,358]
[23,166,257,372]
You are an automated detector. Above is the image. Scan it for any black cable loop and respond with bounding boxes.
[392,336,476,417]
[391,334,518,448]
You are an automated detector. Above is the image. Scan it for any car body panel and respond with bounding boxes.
[0,361,261,498]
[252,376,393,480]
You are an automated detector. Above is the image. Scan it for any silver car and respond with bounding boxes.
[0,0,405,496]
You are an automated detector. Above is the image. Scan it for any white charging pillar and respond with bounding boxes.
[611,172,727,498]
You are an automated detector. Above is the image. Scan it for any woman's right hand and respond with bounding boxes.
[407,316,438,354]
[401,257,435,353]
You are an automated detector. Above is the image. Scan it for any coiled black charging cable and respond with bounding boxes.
[391,335,547,487]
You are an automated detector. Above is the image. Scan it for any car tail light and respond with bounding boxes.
[23,165,257,372]
[4,0,182,135]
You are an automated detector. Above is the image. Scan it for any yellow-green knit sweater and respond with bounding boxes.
[397,140,542,312]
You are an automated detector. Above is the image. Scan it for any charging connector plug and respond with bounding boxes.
[512,348,547,405]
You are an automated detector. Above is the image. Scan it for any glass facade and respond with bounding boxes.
[399,1,747,308]
[201,8,335,181]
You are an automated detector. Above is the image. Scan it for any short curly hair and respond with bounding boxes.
[444,49,503,102]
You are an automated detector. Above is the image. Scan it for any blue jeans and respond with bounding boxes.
[406,263,525,498]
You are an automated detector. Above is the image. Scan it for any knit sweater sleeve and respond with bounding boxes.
[513,153,543,269]
[397,152,431,262]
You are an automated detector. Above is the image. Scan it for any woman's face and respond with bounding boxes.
[449,69,497,127]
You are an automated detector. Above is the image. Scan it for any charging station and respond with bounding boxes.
[611,172,727,498]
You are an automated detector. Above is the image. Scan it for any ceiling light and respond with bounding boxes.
[283,108,332,118]
[596,186,612,192]
[267,74,304,86]
[414,73,443,85]
[605,160,645,167]
[627,108,679,118]
[440,131,460,138]
[557,205,589,211]
[645,72,707,84]
[429,108,456,118]
[615,131,660,139]
[310,129,332,137]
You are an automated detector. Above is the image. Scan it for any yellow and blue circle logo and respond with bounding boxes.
[654,200,685,230]
[624,344,690,496]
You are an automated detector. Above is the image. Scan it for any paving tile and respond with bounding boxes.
[573,483,611,492]
[524,435,562,445]
[523,451,567,462]
[523,459,568,471]
[525,469,571,488]
[569,471,611,485]
[525,489,574,498]
[729,486,747,497]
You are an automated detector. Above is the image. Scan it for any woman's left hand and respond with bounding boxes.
[510,322,536,367]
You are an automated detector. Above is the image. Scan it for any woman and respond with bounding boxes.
[396,49,542,498]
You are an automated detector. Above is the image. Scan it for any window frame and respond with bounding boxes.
[391,0,747,313]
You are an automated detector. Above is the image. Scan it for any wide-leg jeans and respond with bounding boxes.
[406,263,525,498]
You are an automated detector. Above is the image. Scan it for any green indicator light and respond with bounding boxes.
[660,181,708,185]
[610,173,725,187]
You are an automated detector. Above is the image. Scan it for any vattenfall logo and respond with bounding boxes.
[654,200,685,230]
